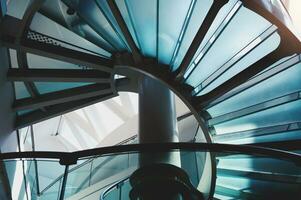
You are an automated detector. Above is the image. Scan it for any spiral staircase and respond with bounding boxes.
[0,0,301,199]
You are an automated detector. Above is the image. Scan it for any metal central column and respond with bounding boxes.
[138,75,178,144]
[128,75,204,200]
[138,75,181,166]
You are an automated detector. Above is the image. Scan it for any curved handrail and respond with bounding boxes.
[1,143,300,166]
[100,176,130,200]
[39,134,138,195]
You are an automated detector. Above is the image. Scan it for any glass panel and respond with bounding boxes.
[25,160,38,200]
[14,82,31,99]
[158,0,192,65]
[208,62,301,117]
[37,161,65,193]
[172,0,213,70]
[115,0,140,50]
[185,6,271,87]
[90,154,132,186]
[9,49,19,68]
[6,0,32,19]
[4,160,28,200]
[64,160,92,198]
[224,130,301,145]
[39,177,61,200]
[125,0,157,57]
[182,0,240,72]
[216,155,301,199]
[62,0,126,51]
[30,12,111,57]
[95,0,130,50]
[197,31,281,95]
[27,53,85,69]
[214,100,301,135]
[34,82,92,94]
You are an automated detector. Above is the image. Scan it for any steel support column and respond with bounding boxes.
[138,75,178,144]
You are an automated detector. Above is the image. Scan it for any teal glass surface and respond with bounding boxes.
[115,0,140,50]
[64,160,92,198]
[27,53,84,70]
[30,12,111,57]
[124,0,157,57]
[214,100,301,135]
[208,61,301,117]
[14,82,31,99]
[158,0,192,65]
[37,160,65,192]
[62,0,127,51]
[34,82,92,94]
[226,130,301,144]
[25,160,38,200]
[39,178,62,200]
[181,0,240,73]
[95,0,130,51]
[172,0,213,70]
[185,6,271,87]
[6,0,31,19]
[90,154,134,186]
[197,31,281,95]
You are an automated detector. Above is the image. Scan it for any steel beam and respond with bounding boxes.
[209,91,300,126]
[193,25,277,95]
[7,68,111,83]
[185,1,241,81]
[205,54,300,109]
[175,0,229,80]
[107,0,142,64]
[16,93,116,129]
[194,49,285,109]
[255,140,301,151]
[61,0,118,51]
[13,83,112,111]
[0,16,113,72]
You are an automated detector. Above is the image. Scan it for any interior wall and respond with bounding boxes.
[0,0,15,147]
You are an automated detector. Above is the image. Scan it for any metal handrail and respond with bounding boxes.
[39,135,138,195]
[1,143,300,166]
[100,176,130,200]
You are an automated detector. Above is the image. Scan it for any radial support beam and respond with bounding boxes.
[185,1,242,81]
[208,91,301,126]
[241,0,301,48]
[0,16,113,72]
[194,48,286,109]
[213,122,301,142]
[107,0,142,64]
[254,140,301,151]
[193,25,277,95]
[7,68,111,83]
[205,54,300,109]
[13,83,112,111]
[16,93,116,129]
[175,0,229,80]
[217,168,301,184]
